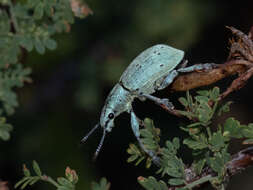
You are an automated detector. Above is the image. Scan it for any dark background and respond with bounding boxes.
[1,0,253,189]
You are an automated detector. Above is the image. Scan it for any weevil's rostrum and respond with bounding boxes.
[82,44,215,164]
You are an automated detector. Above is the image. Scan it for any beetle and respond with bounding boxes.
[81,44,215,164]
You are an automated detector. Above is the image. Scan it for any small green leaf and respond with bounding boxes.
[210,87,220,101]
[57,186,70,190]
[172,137,180,150]
[19,36,33,51]
[138,176,167,190]
[223,117,242,139]
[15,177,29,188]
[44,38,57,50]
[193,158,206,175]
[178,97,188,107]
[34,38,45,54]
[195,96,209,103]
[32,160,42,176]
[242,123,253,139]
[34,2,44,19]
[57,177,71,185]
[168,178,185,186]
[183,138,208,150]
[217,101,232,116]
[197,90,210,96]
[209,131,225,152]
[21,178,33,189]
[23,165,31,177]
[91,178,110,190]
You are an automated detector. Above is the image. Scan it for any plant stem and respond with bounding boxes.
[185,175,214,189]
[9,1,19,33]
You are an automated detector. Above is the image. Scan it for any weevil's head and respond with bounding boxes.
[100,106,116,133]
[81,83,131,159]
[99,83,131,133]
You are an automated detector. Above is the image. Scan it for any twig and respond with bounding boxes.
[169,27,253,109]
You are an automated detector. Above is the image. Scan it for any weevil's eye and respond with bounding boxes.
[108,113,114,119]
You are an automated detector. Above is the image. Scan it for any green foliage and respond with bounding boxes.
[0,117,13,141]
[178,87,220,126]
[0,0,91,141]
[0,65,31,115]
[127,118,160,168]
[158,138,185,180]
[15,161,79,190]
[91,178,110,190]
[127,87,253,190]
[138,176,168,190]
[15,161,111,190]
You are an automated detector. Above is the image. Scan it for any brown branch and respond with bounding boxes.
[169,27,253,101]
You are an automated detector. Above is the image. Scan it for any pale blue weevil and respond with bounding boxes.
[81,44,216,165]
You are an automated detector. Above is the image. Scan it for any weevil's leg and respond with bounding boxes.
[177,59,188,69]
[156,70,179,90]
[138,93,183,117]
[130,110,161,166]
[177,63,218,73]
[139,93,174,110]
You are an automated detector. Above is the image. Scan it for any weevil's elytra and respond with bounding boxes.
[81,44,217,164]
[120,44,184,94]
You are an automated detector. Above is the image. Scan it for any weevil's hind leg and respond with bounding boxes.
[130,110,161,166]
[177,63,218,73]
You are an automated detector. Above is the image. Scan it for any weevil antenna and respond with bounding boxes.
[93,128,106,160]
[81,123,100,143]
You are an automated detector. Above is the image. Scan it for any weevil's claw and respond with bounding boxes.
[160,98,174,110]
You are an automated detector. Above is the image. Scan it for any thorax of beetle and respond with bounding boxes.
[104,83,134,115]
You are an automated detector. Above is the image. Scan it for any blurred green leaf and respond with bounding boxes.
[34,2,44,19]
[168,178,185,186]
[223,117,242,139]
[138,176,167,190]
[209,131,226,152]
[32,160,42,176]
[0,117,13,141]
[183,137,208,150]
[91,178,110,190]
[217,101,232,116]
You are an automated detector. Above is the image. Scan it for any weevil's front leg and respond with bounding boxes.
[177,63,218,73]
[130,110,161,166]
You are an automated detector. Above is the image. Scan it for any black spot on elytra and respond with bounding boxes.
[158,53,161,55]
[160,64,164,67]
